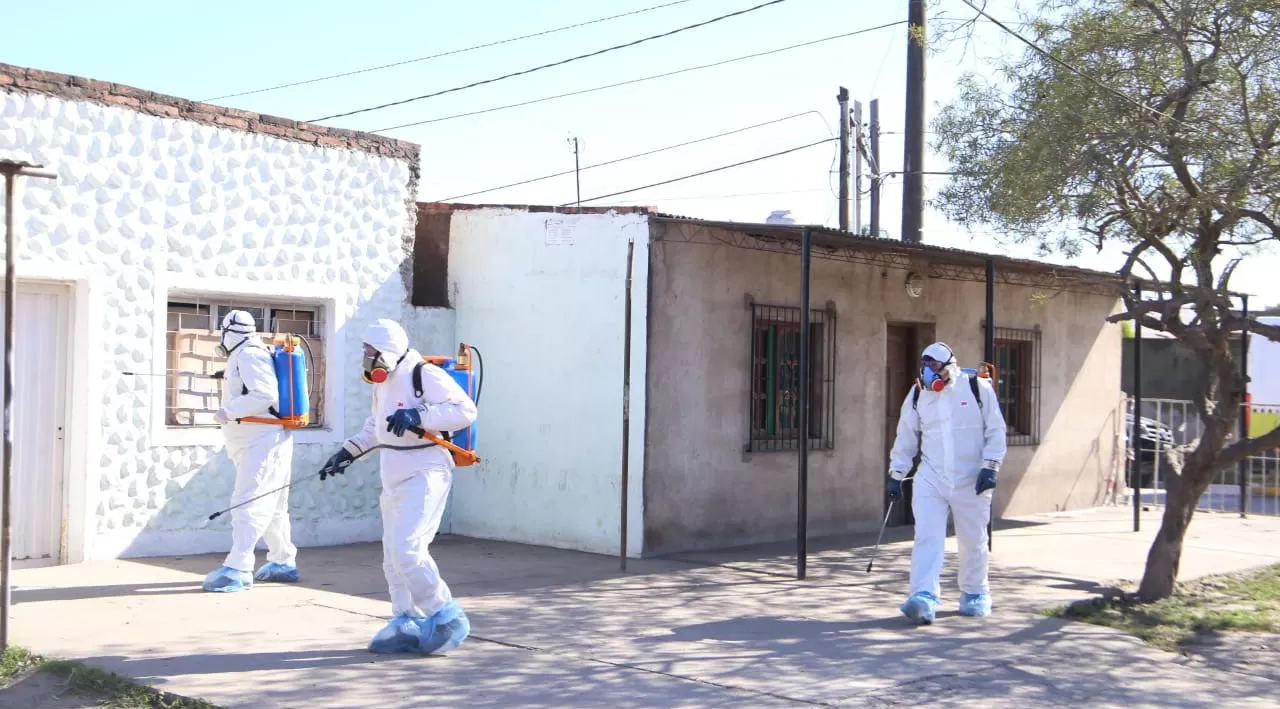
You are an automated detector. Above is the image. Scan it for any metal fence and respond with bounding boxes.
[1124,397,1280,516]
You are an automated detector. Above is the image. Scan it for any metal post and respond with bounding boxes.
[797,227,812,580]
[837,88,851,232]
[0,160,57,652]
[1239,294,1250,518]
[620,238,635,570]
[1132,285,1143,532]
[984,258,995,551]
[852,99,863,234]
[869,99,881,238]
[901,0,927,243]
[574,138,581,210]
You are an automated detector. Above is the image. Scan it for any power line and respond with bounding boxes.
[310,0,796,123]
[437,111,828,202]
[608,187,830,202]
[373,21,907,133]
[202,0,706,102]
[566,138,837,206]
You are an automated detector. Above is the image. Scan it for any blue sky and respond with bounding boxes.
[5,0,1277,305]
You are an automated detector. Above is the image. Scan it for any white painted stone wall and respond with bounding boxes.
[0,88,450,562]
[447,208,649,556]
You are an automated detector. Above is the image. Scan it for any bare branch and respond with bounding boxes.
[1219,425,1280,470]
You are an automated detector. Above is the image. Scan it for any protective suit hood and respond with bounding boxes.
[217,309,259,358]
[362,319,411,384]
[920,341,961,389]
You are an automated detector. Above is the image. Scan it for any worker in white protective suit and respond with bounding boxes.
[318,319,477,655]
[202,310,300,593]
[887,342,1007,625]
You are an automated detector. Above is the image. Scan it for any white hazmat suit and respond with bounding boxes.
[202,310,299,593]
[321,319,477,655]
[888,342,1007,624]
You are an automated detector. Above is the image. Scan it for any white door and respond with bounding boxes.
[0,281,70,568]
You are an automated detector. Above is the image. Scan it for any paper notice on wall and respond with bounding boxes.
[545,219,576,246]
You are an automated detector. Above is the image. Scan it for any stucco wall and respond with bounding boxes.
[446,207,648,556]
[643,224,1124,554]
[0,84,444,562]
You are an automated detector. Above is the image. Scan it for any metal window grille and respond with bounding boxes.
[165,297,327,428]
[747,303,837,452]
[983,325,1041,446]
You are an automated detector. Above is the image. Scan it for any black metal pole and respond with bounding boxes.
[837,87,850,232]
[985,259,995,551]
[900,0,926,243]
[1132,285,1143,532]
[620,239,634,570]
[1,170,14,652]
[797,227,812,580]
[1239,294,1250,519]
[869,99,881,238]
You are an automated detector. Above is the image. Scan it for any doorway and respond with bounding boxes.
[884,322,935,526]
[0,281,71,568]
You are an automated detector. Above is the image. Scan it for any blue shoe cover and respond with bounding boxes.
[253,562,300,583]
[368,614,428,654]
[900,591,938,625]
[959,592,992,617]
[202,566,252,593]
[417,601,470,655]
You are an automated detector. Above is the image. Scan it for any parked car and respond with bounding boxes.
[1124,413,1175,488]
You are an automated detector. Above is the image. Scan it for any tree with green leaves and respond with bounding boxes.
[932,0,1280,601]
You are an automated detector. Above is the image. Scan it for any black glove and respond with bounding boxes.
[976,468,997,495]
[320,449,355,481]
[888,478,903,502]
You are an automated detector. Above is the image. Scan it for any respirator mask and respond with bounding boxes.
[362,343,403,384]
[919,347,956,393]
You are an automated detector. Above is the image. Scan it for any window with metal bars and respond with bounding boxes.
[164,298,326,428]
[985,325,1041,446]
[747,303,837,452]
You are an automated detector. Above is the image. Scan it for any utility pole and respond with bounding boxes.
[901,0,927,243]
[837,87,851,232]
[869,99,881,239]
[852,99,863,234]
[568,136,582,209]
[0,159,58,652]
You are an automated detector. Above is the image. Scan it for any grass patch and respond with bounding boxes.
[2,646,219,708]
[1,646,43,683]
[1044,563,1280,652]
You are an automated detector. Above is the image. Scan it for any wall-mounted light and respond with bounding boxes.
[905,271,925,298]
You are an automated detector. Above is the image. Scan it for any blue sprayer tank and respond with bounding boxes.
[271,336,310,428]
[423,344,480,462]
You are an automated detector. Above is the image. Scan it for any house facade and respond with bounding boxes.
[1,63,451,565]
[425,205,1129,557]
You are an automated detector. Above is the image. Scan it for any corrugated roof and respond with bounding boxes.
[648,213,1125,284]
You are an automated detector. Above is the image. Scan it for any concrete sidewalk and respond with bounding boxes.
[8,506,1280,708]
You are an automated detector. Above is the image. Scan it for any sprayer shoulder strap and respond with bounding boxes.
[237,345,281,419]
[911,376,982,412]
[410,360,451,442]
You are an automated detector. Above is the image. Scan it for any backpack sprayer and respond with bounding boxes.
[408,343,483,467]
[236,334,313,428]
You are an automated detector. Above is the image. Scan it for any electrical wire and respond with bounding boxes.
[435,111,828,202]
[201,0,706,102]
[373,21,907,133]
[565,137,837,206]
[310,0,797,123]
[952,0,1199,133]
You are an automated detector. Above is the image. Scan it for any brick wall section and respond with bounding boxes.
[0,62,419,163]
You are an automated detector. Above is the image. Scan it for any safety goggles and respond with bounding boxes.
[921,356,946,373]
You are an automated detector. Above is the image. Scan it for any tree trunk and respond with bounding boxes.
[1136,482,1194,601]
